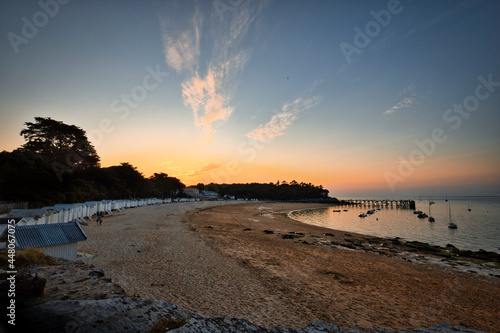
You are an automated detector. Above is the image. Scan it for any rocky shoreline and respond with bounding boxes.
[17,295,485,333]
[289,231,500,278]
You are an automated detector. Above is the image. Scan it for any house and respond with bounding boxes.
[183,187,201,198]
[202,190,220,200]
[0,222,87,261]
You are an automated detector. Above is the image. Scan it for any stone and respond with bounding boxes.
[281,234,301,239]
[18,298,486,332]
[89,268,105,278]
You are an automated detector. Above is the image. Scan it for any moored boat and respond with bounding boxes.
[447,203,457,229]
[428,199,435,222]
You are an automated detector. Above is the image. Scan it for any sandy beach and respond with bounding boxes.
[77,201,500,332]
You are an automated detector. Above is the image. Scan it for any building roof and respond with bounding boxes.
[7,208,57,218]
[14,222,87,250]
[202,191,219,196]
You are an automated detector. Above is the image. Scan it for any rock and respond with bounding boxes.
[345,238,363,246]
[89,268,105,278]
[446,244,457,249]
[18,298,485,333]
[0,273,46,308]
[281,234,301,239]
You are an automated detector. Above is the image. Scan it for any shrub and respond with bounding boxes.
[16,248,59,267]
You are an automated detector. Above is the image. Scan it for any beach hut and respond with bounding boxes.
[87,201,107,215]
[54,204,84,222]
[42,206,70,223]
[84,202,98,219]
[0,221,87,261]
[7,208,59,225]
[100,200,113,214]
[111,200,125,211]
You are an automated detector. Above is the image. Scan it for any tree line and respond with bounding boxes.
[0,117,334,207]
[196,181,334,202]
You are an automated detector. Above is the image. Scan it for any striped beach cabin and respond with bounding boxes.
[0,221,87,261]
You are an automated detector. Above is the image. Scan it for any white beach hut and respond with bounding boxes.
[7,208,59,225]
[3,222,88,261]
[84,202,98,219]
[101,200,113,214]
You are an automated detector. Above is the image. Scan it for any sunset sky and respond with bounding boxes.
[1,0,499,197]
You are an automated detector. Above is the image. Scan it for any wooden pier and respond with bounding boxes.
[341,199,415,210]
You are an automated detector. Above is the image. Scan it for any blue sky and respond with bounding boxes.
[1,0,499,197]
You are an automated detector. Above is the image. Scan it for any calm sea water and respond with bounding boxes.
[289,196,500,253]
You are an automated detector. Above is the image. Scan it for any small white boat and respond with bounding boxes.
[428,199,435,222]
[333,209,341,212]
[413,210,422,214]
[447,203,457,229]
[358,213,367,217]
[367,209,375,214]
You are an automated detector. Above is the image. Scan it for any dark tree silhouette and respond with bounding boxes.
[20,117,100,179]
[105,163,145,198]
[150,173,185,198]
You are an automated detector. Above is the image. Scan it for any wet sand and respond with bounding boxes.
[78,201,500,332]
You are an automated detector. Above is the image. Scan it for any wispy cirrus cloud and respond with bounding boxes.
[182,51,249,139]
[159,7,201,74]
[246,96,321,143]
[384,84,420,115]
[159,1,266,141]
[186,162,221,178]
[384,97,416,115]
[164,159,221,180]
